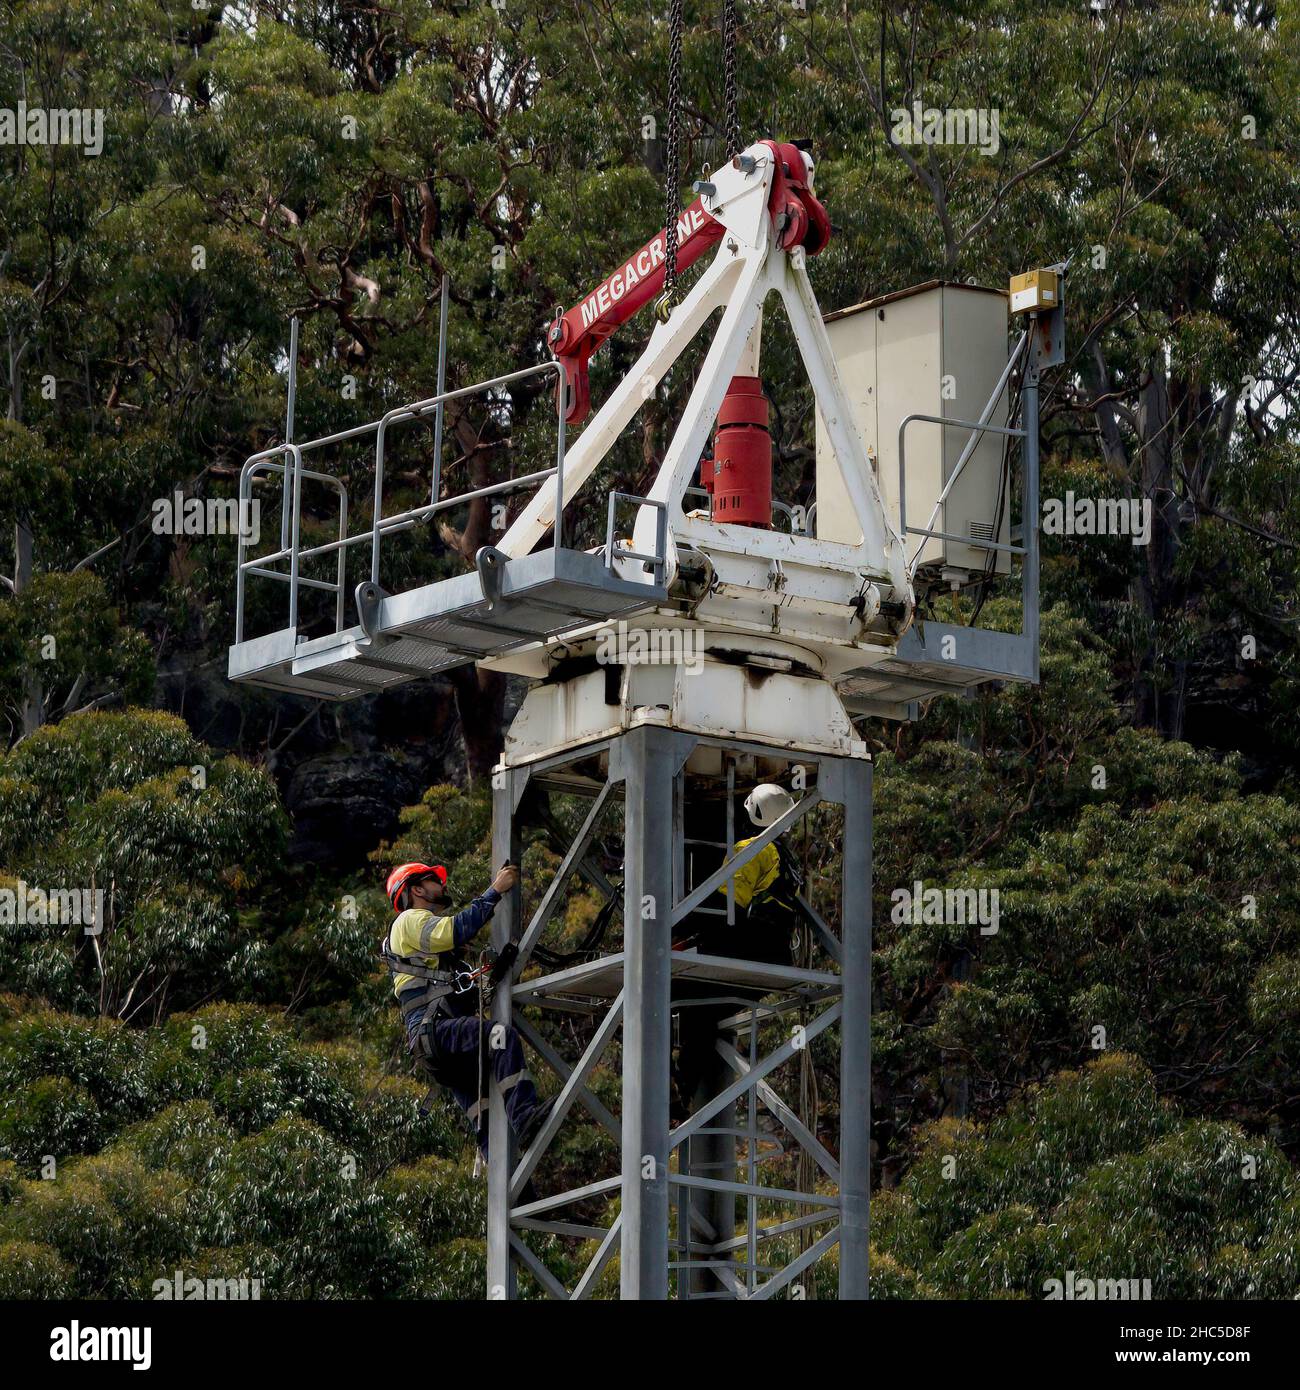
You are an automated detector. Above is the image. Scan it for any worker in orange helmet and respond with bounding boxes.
[383,860,551,1158]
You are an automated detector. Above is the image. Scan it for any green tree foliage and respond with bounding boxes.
[0,999,475,1297]
[874,1055,1300,1299]
[866,606,1300,1170]
[0,710,287,1016]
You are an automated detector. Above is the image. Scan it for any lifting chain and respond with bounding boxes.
[723,0,740,159]
[655,0,686,324]
[655,0,740,325]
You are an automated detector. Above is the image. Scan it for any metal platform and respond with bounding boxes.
[229,546,667,701]
[839,618,1038,718]
[512,950,840,1008]
[226,343,677,703]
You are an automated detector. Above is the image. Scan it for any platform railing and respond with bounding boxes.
[236,450,348,640]
[897,328,1029,574]
[234,359,567,646]
[605,492,669,587]
[895,325,1040,661]
[898,412,1028,567]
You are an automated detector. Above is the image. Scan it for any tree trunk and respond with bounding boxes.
[1133,357,1184,735]
[14,520,41,737]
[8,336,42,738]
[448,665,507,783]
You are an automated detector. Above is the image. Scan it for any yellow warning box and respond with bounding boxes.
[1009,269,1060,315]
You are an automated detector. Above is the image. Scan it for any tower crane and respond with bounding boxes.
[226,2,1057,1301]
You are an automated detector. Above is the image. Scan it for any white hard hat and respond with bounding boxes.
[744,783,796,828]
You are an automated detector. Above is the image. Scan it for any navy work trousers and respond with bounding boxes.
[410,1013,543,1157]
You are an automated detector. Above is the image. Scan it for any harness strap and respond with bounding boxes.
[382,939,463,1036]
[382,939,457,983]
[749,841,803,916]
[383,929,474,1115]
[400,981,457,1024]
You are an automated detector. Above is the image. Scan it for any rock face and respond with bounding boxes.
[155,659,474,866]
[284,751,430,863]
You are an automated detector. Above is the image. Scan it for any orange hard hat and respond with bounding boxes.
[386,861,448,911]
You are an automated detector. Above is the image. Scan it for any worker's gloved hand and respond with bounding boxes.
[491,862,521,894]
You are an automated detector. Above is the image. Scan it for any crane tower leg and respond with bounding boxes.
[837,758,872,1299]
[487,765,525,1301]
[618,726,679,1298]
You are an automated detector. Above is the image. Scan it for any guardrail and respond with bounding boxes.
[606,492,669,586]
[898,414,1026,561]
[235,359,566,645]
[897,328,1030,574]
[894,326,1040,659]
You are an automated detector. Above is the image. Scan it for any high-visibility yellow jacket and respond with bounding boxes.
[720,837,784,913]
[387,889,501,996]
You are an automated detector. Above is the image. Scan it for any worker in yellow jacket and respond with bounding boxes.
[699,783,802,966]
[383,860,551,1158]
[672,783,805,1119]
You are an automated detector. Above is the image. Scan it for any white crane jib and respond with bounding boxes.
[494,141,915,674]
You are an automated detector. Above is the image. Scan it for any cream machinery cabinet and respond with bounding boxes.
[815,280,1011,581]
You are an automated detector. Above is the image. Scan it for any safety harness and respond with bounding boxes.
[672,838,807,953]
[382,931,521,1123]
[770,839,806,915]
[381,935,477,1117]
[381,938,478,1032]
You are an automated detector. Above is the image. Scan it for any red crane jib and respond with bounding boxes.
[548,198,722,424]
[548,141,831,424]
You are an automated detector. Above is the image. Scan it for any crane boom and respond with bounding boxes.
[548,197,723,424]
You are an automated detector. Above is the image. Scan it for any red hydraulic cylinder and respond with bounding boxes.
[707,376,771,528]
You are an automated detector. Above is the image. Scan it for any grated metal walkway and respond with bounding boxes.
[229,547,666,701]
